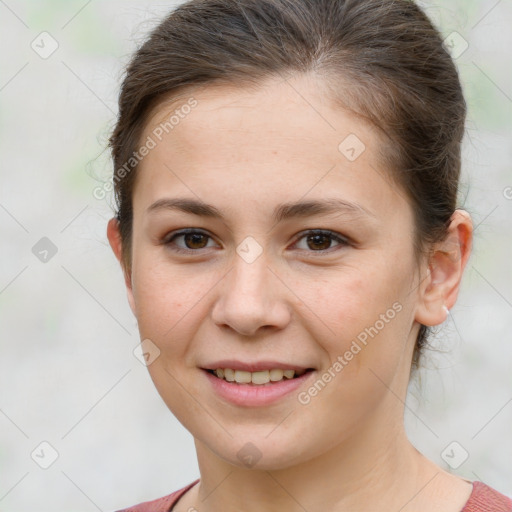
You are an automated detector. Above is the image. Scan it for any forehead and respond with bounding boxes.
[142,73,379,159]
[134,73,407,223]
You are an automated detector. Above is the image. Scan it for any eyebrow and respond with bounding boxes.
[146,197,376,223]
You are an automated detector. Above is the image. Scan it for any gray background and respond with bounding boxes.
[0,0,511,510]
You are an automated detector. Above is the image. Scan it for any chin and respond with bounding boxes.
[202,433,309,471]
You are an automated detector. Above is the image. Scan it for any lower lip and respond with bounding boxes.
[202,369,315,407]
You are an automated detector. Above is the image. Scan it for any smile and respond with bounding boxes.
[202,367,316,407]
[207,368,311,385]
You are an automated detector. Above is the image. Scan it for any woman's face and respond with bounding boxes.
[113,73,430,469]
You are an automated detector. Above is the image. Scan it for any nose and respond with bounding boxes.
[210,253,292,337]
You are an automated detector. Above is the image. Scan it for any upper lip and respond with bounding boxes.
[202,360,314,372]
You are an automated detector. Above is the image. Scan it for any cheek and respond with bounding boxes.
[301,262,403,333]
[130,257,208,353]
[130,261,213,414]
[292,271,410,445]
[296,260,412,376]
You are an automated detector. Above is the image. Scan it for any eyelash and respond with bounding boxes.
[162,228,350,256]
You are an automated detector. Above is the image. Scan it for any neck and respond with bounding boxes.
[191,412,431,512]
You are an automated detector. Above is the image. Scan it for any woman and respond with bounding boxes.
[106,0,511,510]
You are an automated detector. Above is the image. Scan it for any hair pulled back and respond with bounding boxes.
[108,0,466,369]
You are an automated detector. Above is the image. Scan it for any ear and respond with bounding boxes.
[415,210,473,326]
[107,217,136,316]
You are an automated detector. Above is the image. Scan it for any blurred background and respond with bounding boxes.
[0,0,511,510]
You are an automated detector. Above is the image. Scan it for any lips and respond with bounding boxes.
[201,360,314,385]
[203,366,316,406]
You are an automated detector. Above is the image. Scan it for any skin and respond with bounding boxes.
[107,73,474,512]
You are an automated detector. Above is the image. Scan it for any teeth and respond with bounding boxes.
[269,369,284,381]
[234,370,252,384]
[223,368,235,382]
[211,368,307,384]
[252,370,270,385]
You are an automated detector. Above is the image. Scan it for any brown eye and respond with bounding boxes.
[182,232,209,249]
[164,229,217,253]
[306,233,332,251]
[293,230,349,253]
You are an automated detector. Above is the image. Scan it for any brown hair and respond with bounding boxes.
[108,0,466,369]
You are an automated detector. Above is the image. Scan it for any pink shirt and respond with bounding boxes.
[115,479,512,512]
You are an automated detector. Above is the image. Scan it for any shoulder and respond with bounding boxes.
[462,481,512,512]
[113,479,200,512]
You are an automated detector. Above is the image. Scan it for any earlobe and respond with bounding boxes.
[106,217,137,316]
[415,210,473,327]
